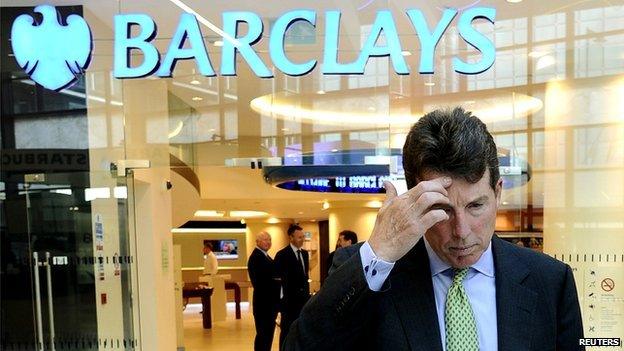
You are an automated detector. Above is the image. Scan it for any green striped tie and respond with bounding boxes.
[445,268,479,351]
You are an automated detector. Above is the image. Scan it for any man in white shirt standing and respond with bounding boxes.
[284,107,583,350]
[202,242,218,285]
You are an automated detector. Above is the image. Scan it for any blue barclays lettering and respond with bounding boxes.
[113,8,495,79]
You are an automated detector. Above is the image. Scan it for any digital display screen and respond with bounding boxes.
[204,239,239,260]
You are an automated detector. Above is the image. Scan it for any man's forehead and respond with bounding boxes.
[420,170,494,200]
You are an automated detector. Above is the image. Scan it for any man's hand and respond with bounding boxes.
[368,178,452,262]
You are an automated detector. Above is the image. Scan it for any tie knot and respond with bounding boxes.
[452,267,469,284]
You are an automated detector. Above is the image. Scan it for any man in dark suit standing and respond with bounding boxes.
[248,231,280,351]
[275,224,309,350]
[284,108,584,350]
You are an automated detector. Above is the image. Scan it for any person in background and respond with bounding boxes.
[275,224,309,350]
[327,230,359,276]
[284,107,583,350]
[203,242,218,276]
[248,231,281,351]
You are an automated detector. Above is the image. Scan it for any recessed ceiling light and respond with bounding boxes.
[230,210,269,218]
[506,0,522,3]
[267,217,280,224]
[331,149,338,153]
[367,200,383,208]
[317,90,326,94]
[401,51,412,56]
[190,79,201,85]
[298,211,304,215]
[424,82,435,86]
[192,96,203,101]
[214,40,223,47]
[322,201,330,210]
[240,219,246,224]
[281,128,289,132]
[194,210,225,217]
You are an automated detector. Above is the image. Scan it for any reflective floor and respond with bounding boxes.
[183,302,280,351]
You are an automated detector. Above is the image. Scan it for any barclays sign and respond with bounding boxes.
[12,5,496,91]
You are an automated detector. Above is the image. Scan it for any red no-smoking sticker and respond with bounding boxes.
[601,278,615,292]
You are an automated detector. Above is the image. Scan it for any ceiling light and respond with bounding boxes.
[267,217,280,224]
[401,51,412,56]
[506,0,522,3]
[322,201,330,210]
[366,200,384,208]
[251,91,543,126]
[172,228,246,233]
[192,96,203,101]
[502,201,509,205]
[230,210,269,218]
[190,79,201,85]
[317,90,326,94]
[536,55,556,70]
[331,149,338,153]
[424,82,435,86]
[240,219,246,224]
[214,40,223,47]
[367,106,376,111]
[281,128,289,132]
[194,210,225,217]
[298,212,304,215]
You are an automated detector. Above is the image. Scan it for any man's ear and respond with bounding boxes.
[495,178,503,205]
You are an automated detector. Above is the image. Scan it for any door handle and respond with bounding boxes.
[44,252,56,351]
[32,252,44,351]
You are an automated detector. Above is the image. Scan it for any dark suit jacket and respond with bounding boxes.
[328,243,363,276]
[275,245,310,308]
[285,236,584,350]
[247,248,280,313]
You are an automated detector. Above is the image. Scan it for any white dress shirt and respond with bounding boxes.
[203,251,218,275]
[360,239,498,351]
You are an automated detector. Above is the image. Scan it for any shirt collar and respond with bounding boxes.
[290,243,301,254]
[424,237,494,278]
[256,246,269,256]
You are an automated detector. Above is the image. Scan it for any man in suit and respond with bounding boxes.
[248,231,281,351]
[275,224,309,350]
[284,107,584,350]
[327,230,358,276]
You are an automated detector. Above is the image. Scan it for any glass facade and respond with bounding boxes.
[1,0,623,349]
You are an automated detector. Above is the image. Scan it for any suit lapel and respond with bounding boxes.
[492,236,537,351]
[390,240,443,351]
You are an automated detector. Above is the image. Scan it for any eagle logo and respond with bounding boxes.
[11,5,92,91]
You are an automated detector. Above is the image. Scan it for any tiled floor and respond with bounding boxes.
[183,302,280,351]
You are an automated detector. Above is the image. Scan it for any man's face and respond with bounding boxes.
[337,235,352,248]
[422,169,502,269]
[290,229,305,248]
[257,235,271,251]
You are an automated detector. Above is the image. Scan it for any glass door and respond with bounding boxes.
[1,171,138,350]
